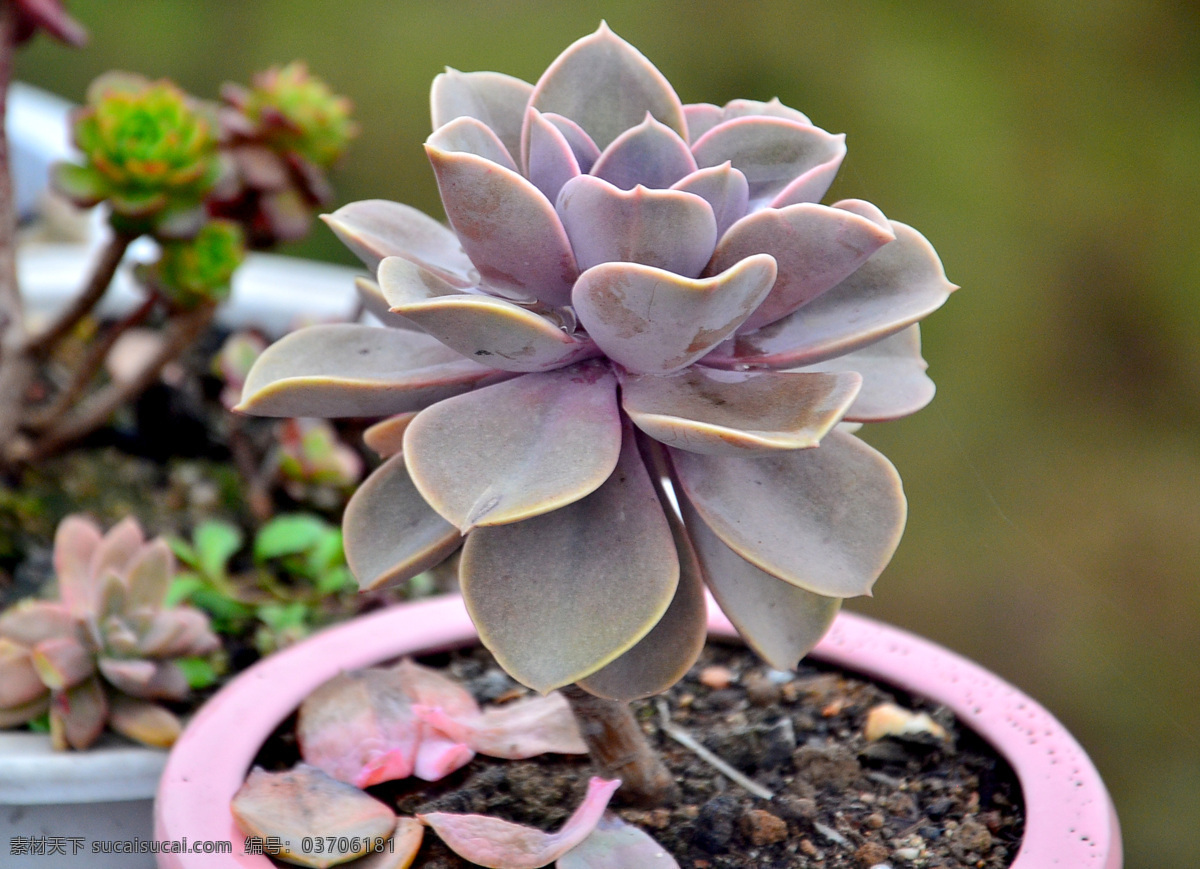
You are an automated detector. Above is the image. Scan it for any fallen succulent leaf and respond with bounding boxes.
[231,764,396,868]
[419,777,620,869]
[415,691,587,759]
[557,813,680,868]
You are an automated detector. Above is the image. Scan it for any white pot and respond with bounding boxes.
[0,733,166,869]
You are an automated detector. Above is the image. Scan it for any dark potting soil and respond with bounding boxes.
[254,642,1024,869]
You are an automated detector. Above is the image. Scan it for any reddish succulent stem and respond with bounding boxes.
[560,684,678,808]
[0,5,29,455]
[26,293,158,431]
[25,230,136,357]
[25,301,216,461]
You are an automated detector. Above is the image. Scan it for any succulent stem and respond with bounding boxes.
[0,5,29,457]
[24,300,215,461]
[26,230,136,357]
[560,684,678,808]
[26,293,157,432]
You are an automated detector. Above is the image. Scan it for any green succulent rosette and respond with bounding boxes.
[239,62,357,169]
[53,72,221,231]
[142,220,245,309]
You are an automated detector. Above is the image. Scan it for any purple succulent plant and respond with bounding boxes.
[237,24,956,701]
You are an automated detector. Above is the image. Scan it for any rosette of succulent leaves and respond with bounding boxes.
[241,21,954,708]
[0,25,354,465]
[0,515,219,750]
[234,24,955,866]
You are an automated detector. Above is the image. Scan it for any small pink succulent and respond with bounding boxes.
[0,515,219,749]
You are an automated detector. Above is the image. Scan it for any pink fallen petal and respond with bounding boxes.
[356,747,418,789]
[557,814,680,868]
[419,777,620,869]
[299,669,422,787]
[415,692,587,759]
[412,734,475,782]
[395,658,480,718]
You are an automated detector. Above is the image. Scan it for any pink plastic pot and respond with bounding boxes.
[155,594,1122,868]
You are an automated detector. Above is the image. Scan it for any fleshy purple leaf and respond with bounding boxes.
[710,203,896,332]
[0,638,47,708]
[572,255,776,375]
[682,103,723,142]
[98,658,189,701]
[620,366,861,455]
[540,113,601,173]
[671,162,749,238]
[431,69,534,165]
[671,429,906,598]
[427,145,579,307]
[702,222,956,369]
[343,452,461,592]
[526,108,583,205]
[379,255,598,374]
[52,515,102,616]
[427,115,518,172]
[403,360,622,531]
[590,114,696,190]
[525,22,686,153]
[460,423,678,692]
[236,323,506,418]
[50,676,107,751]
[30,636,94,690]
[680,495,841,670]
[322,199,479,287]
[108,695,182,748]
[576,444,707,702]
[420,777,620,869]
[361,412,418,459]
[691,116,846,208]
[355,276,424,332]
[796,325,935,422]
[0,600,75,646]
[557,175,717,278]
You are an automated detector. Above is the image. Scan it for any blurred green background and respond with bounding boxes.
[17,2,1199,865]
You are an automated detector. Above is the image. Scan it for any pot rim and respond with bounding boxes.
[154,593,1121,869]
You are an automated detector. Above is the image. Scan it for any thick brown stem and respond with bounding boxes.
[0,6,28,453]
[560,685,678,808]
[25,231,135,356]
[25,302,215,461]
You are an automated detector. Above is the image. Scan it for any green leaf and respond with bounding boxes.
[165,572,204,606]
[254,514,329,562]
[52,162,108,206]
[27,713,51,733]
[167,536,200,570]
[190,586,255,628]
[315,566,355,596]
[305,527,346,577]
[176,656,219,689]
[256,601,310,631]
[194,520,243,579]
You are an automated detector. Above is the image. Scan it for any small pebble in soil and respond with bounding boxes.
[698,665,734,689]
[855,840,891,866]
[738,808,788,846]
